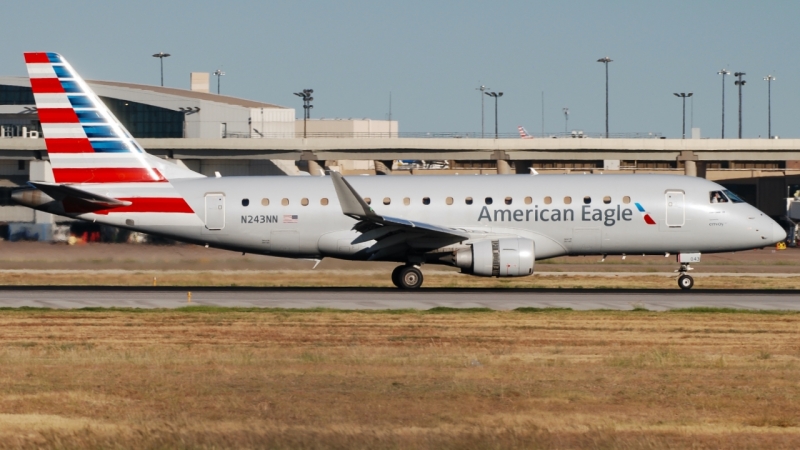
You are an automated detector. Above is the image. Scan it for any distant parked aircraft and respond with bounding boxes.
[518,126,535,139]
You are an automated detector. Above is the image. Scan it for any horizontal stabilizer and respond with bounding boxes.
[28,181,131,208]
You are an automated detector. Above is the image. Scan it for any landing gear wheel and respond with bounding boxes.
[391,266,404,288]
[398,265,423,289]
[678,275,694,290]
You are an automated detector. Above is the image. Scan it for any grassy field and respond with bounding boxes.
[0,307,799,448]
[0,269,798,290]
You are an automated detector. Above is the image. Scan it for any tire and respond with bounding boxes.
[678,275,694,290]
[391,266,403,288]
[398,266,423,289]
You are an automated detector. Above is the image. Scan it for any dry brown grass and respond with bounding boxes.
[0,308,799,448]
[0,269,798,290]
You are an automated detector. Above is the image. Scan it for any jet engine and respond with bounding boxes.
[454,238,534,277]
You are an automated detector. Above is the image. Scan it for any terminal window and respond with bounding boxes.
[101,97,184,138]
[0,85,35,105]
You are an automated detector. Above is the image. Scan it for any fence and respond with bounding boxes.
[254,131,664,139]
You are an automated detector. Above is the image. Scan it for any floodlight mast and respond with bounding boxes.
[213,69,225,95]
[294,89,314,138]
[484,91,503,138]
[717,69,730,138]
[734,72,746,139]
[563,107,569,133]
[476,85,490,138]
[764,75,776,138]
[673,93,693,139]
[597,56,612,138]
[152,52,170,87]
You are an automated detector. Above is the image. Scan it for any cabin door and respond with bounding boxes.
[665,191,685,227]
[205,193,225,230]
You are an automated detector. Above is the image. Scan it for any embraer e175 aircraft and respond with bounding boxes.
[13,53,787,290]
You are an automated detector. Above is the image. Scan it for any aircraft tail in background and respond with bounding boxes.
[517,126,534,139]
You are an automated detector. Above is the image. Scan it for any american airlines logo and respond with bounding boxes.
[634,203,656,225]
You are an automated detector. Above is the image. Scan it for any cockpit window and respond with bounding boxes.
[723,190,745,203]
[710,191,729,203]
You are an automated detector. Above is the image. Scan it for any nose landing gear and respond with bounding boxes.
[678,273,694,290]
[675,253,700,290]
[391,265,423,289]
[676,262,694,290]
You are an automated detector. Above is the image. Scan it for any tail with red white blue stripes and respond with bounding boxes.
[517,126,534,139]
[24,52,201,184]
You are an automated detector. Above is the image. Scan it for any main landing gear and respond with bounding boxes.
[676,263,694,290]
[391,265,423,289]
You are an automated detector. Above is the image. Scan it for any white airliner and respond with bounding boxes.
[518,126,535,139]
[13,53,787,290]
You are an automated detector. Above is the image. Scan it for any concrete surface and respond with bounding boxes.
[0,287,795,311]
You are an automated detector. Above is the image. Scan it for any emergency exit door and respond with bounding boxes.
[665,191,685,227]
[205,194,225,230]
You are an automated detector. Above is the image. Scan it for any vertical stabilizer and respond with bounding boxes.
[24,52,201,184]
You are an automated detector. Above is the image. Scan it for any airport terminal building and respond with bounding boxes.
[0,76,296,140]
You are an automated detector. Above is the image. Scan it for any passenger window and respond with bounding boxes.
[710,191,729,203]
[383,197,391,205]
[504,197,512,205]
[544,196,552,205]
[423,197,430,205]
[281,198,289,206]
[242,199,249,207]
[301,198,309,206]
[485,197,493,205]
[466,197,473,205]
[583,196,591,204]
[403,197,410,205]
[446,197,453,205]
[364,197,372,205]
[524,197,532,205]
[261,198,270,206]
[320,198,329,206]
[622,196,630,204]
[603,196,611,204]
[564,196,572,205]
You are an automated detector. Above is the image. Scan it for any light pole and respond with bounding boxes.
[484,91,503,139]
[764,75,776,138]
[563,107,569,133]
[476,85,489,138]
[673,93,693,139]
[734,72,746,139]
[213,69,225,95]
[597,56,612,138]
[152,52,170,87]
[293,89,314,138]
[717,69,730,138]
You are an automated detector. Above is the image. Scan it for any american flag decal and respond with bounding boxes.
[283,215,298,223]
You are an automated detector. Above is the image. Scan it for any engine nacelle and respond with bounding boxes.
[455,238,534,277]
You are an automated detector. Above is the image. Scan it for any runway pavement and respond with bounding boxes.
[0,287,796,311]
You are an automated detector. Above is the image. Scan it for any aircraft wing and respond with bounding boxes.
[330,172,469,259]
[28,181,132,209]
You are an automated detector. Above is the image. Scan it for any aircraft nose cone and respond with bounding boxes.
[773,221,788,244]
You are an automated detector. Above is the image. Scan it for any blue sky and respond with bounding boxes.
[2,1,798,137]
